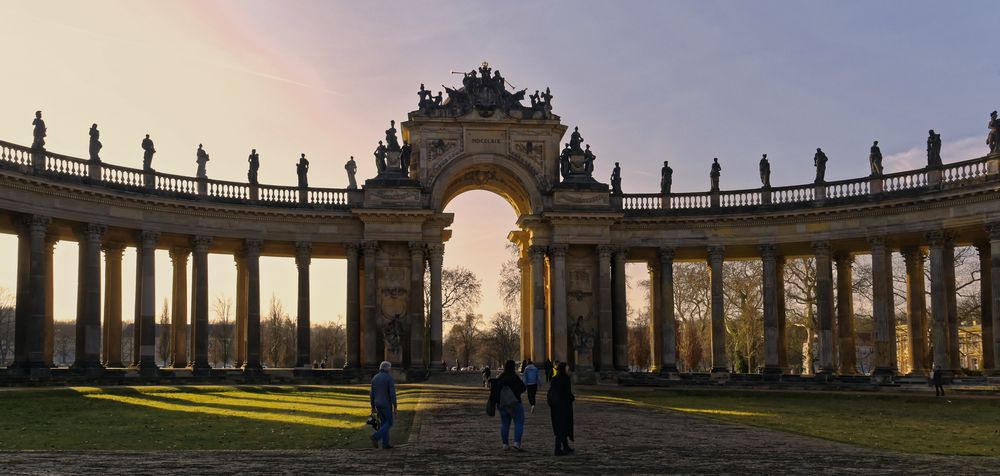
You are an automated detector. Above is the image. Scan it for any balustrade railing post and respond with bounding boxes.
[710,190,720,208]
[761,186,772,206]
[143,170,155,192]
[662,192,671,210]
[610,192,623,211]
[249,184,259,202]
[988,154,1000,177]
[298,186,307,206]
[197,177,207,197]
[88,160,101,182]
[927,166,942,188]
[31,149,46,174]
[869,174,884,196]
[814,182,827,206]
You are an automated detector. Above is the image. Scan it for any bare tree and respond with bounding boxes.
[723,261,764,373]
[311,320,347,368]
[210,295,235,368]
[447,312,484,368]
[424,267,483,320]
[482,311,520,367]
[672,263,710,372]
[497,244,521,312]
[121,321,134,366]
[0,287,14,366]
[53,321,73,366]
[156,299,170,366]
[261,294,294,368]
[785,258,817,374]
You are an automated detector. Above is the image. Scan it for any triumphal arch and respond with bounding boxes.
[1,63,999,385]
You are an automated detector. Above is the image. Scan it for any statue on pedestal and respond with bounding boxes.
[88,124,102,163]
[559,143,572,180]
[141,134,156,171]
[569,126,584,154]
[383,314,404,357]
[296,153,309,188]
[247,149,260,185]
[31,111,46,150]
[345,156,358,190]
[610,162,622,195]
[530,90,540,109]
[710,158,721,191]
[374,141,387,174]
[571,316,594,356]
[400,141,412,174]
[759,154,770,188]
[417,83,432,109]
[927,130,942,168]
[385,120,400,151]
[869,141,883,176]
[988,111,998,154]
[813,148,828,183]
[583,144,595,175]
[661,161,673,195]
[196,144,210,178]
[541,87,553,118]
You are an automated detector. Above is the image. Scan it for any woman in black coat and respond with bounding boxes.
[547,361,575,455]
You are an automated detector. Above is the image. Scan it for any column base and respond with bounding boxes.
[870,367,896,384]
[710,369,730,382]
[70,361,105,376]
[658,365,680,380]
[814,371,835,383]
[572,367,597,385]
[761,366,784,382]
[191,364,212,377]
[103,361,125,369]
[293,367,314,377]
[136,363,160,378]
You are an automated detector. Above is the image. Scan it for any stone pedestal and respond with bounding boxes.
[572,350,596,385]
[551,181,610,210]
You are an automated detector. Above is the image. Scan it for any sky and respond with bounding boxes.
[0,1,998,324]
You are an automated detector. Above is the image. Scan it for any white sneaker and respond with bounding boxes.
[530,405,535,414]
[502,444,509,450]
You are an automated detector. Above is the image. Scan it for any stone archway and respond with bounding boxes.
[429,153,544,217]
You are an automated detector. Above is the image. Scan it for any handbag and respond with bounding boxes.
[367,408,381,430]
[485,393,496,417]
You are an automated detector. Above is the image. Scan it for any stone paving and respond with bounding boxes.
[2,378,999,475]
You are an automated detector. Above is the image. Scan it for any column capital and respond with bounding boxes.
[343,241,361,253]
[102,242,126,257]
[811,240,831,256]
[79,223,107,242]
[924,230,952,247]
[139,230,160,249]
[833,250,854,264]
[707,245,725,262]
[758,243,777,259]
[658,247,675,264]
[597,244,615,257]
[169,247,191,263]
[549,243,568,257]
[408,241,426,252]
[362,240,380,256]
[244,238,263,257]
[295,241,312,267]
[22,214,50,234]
[613,246,628,261]
[427,242,444,258]
[987,222,1000,240]
[528,244,547,259]
[191,235,213,253]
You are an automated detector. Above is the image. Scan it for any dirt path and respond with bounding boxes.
[2,380,998,475]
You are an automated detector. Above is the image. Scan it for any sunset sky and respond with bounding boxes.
[0,1,997,325]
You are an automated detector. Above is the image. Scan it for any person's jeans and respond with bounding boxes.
[499,402,525,445]
[373,405,393,447]
[526,384,538,406]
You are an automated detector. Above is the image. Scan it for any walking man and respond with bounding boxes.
[523,359,540,413]
[369,361,397,449]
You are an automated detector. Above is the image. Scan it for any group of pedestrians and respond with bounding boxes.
[487,358,576,456]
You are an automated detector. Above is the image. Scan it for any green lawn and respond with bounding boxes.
[588,388,1000,456]
[0,385,419,450]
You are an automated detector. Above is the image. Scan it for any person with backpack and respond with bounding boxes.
[522,359,540,413]
[547,361,575,456]
[488,359,527,451]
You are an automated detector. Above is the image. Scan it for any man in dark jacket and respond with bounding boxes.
[369,361,397,449]
[543,359,554,383]
[547,361,575,456]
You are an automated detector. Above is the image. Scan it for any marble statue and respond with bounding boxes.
[385,120,400,151]
[383,314,404,355]
[927,130,942,168]
[661,161,673,195]
[611,162,622,195]
[869,141,883,176]
[247,149,260,185]
[569,126,584,153]
[296,153,309,188]
[345,156,358,190]
[571,316,594,354]
[195,144,209,178]
[141,134,156,170]
[400,141,412,174]
[374,141,387,174]
[988,111,998,154]
[31,111,46,150]
[759,154,770,188]
[813,148,828,183]
[583,144,595,175]
[88,124,102,163]
[417,83,432,109]
[710,158,721,191]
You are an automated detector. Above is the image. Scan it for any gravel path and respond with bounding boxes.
[2,381,997,475]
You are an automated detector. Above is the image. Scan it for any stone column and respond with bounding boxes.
[926,231,952,374]
[13,221,29,369]
[102,243,125,368]
[708,245,728,374]
[24,216,51,375]
[242,239,263,373]
[518,253,531,362]
[647,261,661,372]
[234,253,247,368]
[132,247,141,366]
[944,238,960,373]
[190,236,212,374]
[612,247,628,370]
[295,241,312,368]
[73,223,105,370]
[901,247,929,375]
[776,256,788,370]
[136,231,159,375]
[658,247,678,375]
[427,243,445,371]
[169,248,189,368]
[761,244,782,377]
[361,241,380,371]
[834,252,857,375]
[344,243,360,370]
[596,245,614,372]
[869,236,896,380]
[977,242,994,374]
[813,241,835,375]
[530,245,548,364]
[549,244,569,362]
[44,236,55,367]
[408,242,426,370]
[988,224,1000,374]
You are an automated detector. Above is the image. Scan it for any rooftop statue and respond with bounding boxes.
[31,111,46,150]
[988,111,999,154]
[247,149,260,185]
[869,141,883,176]
[374,141,387,174]
[759,154,770,188]
[813,148,828,183]
[427,63,546,118]
[400,141,412,174]
[417,83,432,111]
[610,162,622,195]
[559,143,572,180]
[141,134,156,171]
[433,91,443,106]
[296,153,309,188]
[385,120,400,151]
[541,87,553,118]
[569,126,584,154]
[661,161,673,195]
[345,156,358,190]
[530,90,540,109]
[583,144,596,175]
[927,130,942,168]
[196,144,209,178]
[710,158,721,191]
[88,124,102,163]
